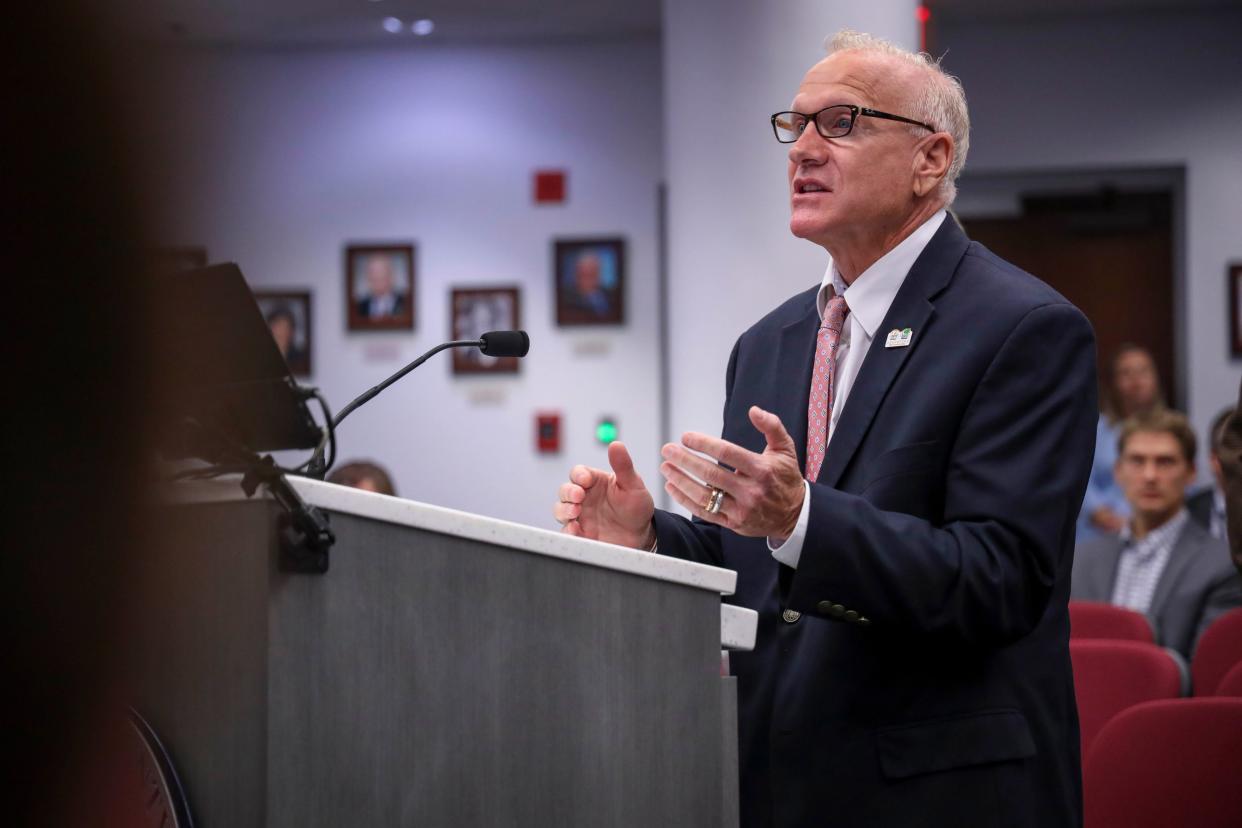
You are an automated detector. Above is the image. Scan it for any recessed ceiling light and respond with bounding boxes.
[382,17,403,34]
[412,19,435,36]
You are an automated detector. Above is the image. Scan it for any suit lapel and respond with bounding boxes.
[1148,523,1198,618]
[773,303,820,476]
[816,216,971,489]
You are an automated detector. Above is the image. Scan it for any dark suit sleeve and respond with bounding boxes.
[651,338,742,568]
[1220,379,1242,576]
[788,303,1098,646]
[1191,566,1242,656]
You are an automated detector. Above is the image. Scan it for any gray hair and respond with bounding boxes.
[825,29,970,204]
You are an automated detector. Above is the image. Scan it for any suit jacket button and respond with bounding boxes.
[845,610,860,622]
[782,608,801,623]
[816,600,833,614]
[858,616,872,627]
[830,603,846,618]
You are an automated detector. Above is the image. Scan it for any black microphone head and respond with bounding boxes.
[480,330,530,358]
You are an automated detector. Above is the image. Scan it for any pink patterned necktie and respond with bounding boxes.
[805,294,850,482]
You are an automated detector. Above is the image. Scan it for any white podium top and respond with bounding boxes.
[171,476,758,651]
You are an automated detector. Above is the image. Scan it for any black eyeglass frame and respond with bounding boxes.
[770,104,936,143]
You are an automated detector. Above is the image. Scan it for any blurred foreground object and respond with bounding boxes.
[2,2,162,825]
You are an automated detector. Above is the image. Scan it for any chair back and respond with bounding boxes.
[1213,660,1242,697]
[1070,639,1183,759]
[1191,607,1242,695]
[1068,600,1154,643]
[1083,698,1242,828]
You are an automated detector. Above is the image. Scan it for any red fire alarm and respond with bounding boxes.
[536,412,561,453]
[534,169,567,204]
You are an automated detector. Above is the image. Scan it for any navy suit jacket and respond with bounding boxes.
[653,217,1097,828]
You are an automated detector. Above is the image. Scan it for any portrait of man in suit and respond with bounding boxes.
[346,244,415,331]
[554,239,625,326]
[1072,410,1242,658]
[554,30,1098,828]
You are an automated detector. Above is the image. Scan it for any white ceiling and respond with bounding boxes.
[108,0,661,46]
[107,0,1241,46]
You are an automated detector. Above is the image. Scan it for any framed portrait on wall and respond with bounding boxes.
[450,287,521,375]
[554,238,625,326]
[253,290,312,377]
[1231,263,1242,357]
[346,244,415,331]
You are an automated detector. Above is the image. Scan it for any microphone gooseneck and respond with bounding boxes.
[303,331,530,479]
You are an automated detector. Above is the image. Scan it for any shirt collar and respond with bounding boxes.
[816,209,947,339]
[1119,508,1190,550]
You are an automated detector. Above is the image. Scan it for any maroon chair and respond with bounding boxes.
[1214,660,1242,697]
[1083,698,1242,828]
[1191,607,1242,695]
[1069,639,1183,760]
[1068,600,1154,643]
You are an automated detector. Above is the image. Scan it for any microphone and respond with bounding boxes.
[302,331,530,479]
[333,330,529,428]
[480,330,530,358]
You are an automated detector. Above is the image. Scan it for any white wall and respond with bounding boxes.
[143,39,664,526]
[939,8,1242,458]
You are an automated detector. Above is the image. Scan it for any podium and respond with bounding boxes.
[143,477,756,827]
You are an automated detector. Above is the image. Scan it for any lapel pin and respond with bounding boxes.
[884,327,913,348]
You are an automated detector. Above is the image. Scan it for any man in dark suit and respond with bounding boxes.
[1073,411,1242,657]
[553,31,1095,827]
[1222,382,1242,576]
[1186,406,1234,539]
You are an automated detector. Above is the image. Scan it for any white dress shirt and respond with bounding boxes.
[1110,509,1189,614]
[770,210,947,568]
[368,292,397,318]
[1210,488,1226,540]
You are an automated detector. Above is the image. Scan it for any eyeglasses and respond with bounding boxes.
[770,104,935,143]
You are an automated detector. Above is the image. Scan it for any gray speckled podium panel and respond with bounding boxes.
[141,499,735,827]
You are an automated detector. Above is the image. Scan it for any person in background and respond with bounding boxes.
[328,460,397,496]
[1186,406,1234,539]
[1220,381,1242,576]
[1078,344,1165,542]
[1072,410,1242,658]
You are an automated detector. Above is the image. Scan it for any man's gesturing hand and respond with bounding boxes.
[553,441,657,549]
[660,406,805,540]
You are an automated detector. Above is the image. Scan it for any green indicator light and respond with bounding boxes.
[596,418,618,445]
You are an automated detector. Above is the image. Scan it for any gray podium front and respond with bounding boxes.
[143,478,756,827]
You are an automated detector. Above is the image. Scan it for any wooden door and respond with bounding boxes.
[961,190,1176,407]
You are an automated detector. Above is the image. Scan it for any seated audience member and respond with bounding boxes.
[1187,406,1234,539]
[327,460,396,496]
[1221,382,1242,576]
[1072,410,1242,657]
[1078,344,1165,542]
